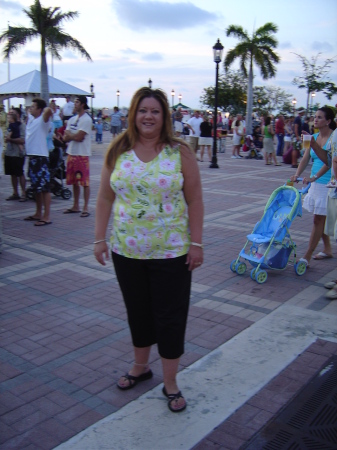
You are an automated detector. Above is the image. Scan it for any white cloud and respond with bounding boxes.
[312,41,334,52]
[122,48,139,55]
[142,52,163,61]
[1,0,24,12]
[111,0,218,30]
[23,50,40,59]
[62,50,78,59]
[279,42,292,49]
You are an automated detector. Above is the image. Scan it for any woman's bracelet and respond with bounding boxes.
[93,239,107,244]
[191,242,203,248]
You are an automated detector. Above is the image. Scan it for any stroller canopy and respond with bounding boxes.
[247,186,302,243]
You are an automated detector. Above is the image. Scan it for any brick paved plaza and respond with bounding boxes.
[1,132,336,449]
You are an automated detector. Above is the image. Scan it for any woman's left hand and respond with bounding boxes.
[186,246,204,271]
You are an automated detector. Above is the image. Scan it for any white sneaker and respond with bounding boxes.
[231,155,237,159]
[325,281,337,289]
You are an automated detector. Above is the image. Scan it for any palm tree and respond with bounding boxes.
[224,22,280,134]
[0,0,92,103]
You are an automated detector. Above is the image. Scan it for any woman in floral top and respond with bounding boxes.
[94,87,203,412]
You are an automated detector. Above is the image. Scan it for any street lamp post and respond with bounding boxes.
[210,38,224,169]
[171,89,175,107]
[310,92,316,115]
[116,89,120,108]
[90,83,94,121]
[292,98,297,115]
[178,93,182,104]
[148,78,152,88]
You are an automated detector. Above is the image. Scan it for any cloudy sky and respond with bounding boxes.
[1,0,337,110]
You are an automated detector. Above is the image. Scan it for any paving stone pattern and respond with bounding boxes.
[1,134,336,449]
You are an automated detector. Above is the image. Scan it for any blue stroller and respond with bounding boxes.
[230,181,310,284]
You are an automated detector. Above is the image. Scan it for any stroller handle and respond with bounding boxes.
[294,177,311,194]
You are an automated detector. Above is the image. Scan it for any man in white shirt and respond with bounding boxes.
[24,98,53,225]
[186,110,203,158]
[63,96,92,217]
[62,95,75,122]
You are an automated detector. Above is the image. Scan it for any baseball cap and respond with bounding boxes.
[76,95,89,110]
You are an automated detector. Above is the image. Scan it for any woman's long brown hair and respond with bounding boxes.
[105,87,188,169]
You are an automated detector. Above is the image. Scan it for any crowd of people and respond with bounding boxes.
[1,94,94,223]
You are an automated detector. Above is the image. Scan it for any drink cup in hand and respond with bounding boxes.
[302,134,311,150]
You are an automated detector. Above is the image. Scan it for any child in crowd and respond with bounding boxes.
[7,113,24,154]
[95,118,103,144]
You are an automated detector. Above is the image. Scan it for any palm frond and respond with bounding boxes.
[0,27,38,58]
[226,25,249,41]
[47,31,92,60]
[255,22,278,36]
[50,11,79,26]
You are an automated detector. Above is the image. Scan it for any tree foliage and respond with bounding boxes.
[224,22,280,132]
[0,0,92,103]
[292,53,337,113]
[200,70,292,116]
[200,70,247,114]
[253,86,293,115]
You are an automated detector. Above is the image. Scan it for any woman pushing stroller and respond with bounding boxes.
[290,107,335,267]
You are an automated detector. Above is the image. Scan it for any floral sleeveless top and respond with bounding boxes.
[110,145,190,259]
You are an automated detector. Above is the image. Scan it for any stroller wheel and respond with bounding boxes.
[236,262,247,275]
[61,188,72,200]
[250,268,257,280]
[230,259,238,273]
[255,270,267,284]
[52,189,61,196]
[26,188,35,200]
[294,261,307,276]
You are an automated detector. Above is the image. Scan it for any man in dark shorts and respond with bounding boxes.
[24,98,53,226]
[4,108,26,201]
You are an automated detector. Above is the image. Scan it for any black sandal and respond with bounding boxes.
[162,386,187,413]
[117,369,153,390]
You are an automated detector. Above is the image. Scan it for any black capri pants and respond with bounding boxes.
[111,252,192,359]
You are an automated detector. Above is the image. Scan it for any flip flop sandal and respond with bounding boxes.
[162,386,186,413]
[24,216,41,221]
[6,194,20,201]
[80,211,90,217]
[63,209,81,214]
[34,220,52,226]
[117,369,153,390]
[313,252,333,260]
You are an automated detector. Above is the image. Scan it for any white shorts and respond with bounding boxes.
[199,137,212,146]
[174,121,183,133]
[232,134,241,146]
[303,182,328,216]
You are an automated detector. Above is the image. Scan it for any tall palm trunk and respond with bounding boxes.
[245,59,253,135]
[40,36,49,104]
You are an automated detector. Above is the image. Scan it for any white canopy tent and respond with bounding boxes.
[0,70,93,107]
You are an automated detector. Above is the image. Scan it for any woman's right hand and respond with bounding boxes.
[290,174,299,182]
[94,242,110,266]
